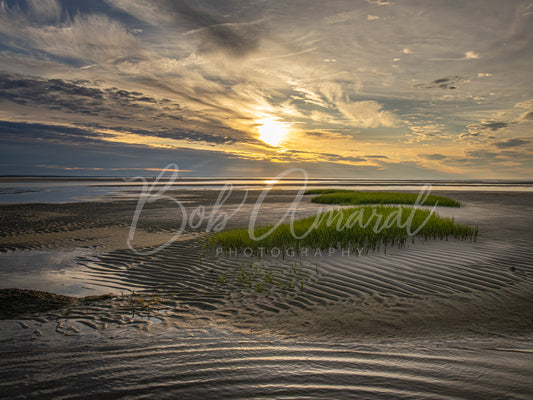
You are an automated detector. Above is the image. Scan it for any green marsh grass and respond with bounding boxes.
[209,206,478,254]
[123,289,161,318]
[305,189,461,207]
[218,261,312,293]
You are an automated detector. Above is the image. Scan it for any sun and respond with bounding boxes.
[257,117,288,147]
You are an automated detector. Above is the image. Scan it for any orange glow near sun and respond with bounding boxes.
[257,117,288,147]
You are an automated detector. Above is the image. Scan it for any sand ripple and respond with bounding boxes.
[1,334,532,399]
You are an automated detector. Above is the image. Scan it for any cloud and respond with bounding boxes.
[0,119,249,148]
[460,127,495,143]
[367,0,393,6]
[0,120,109,144]
[0,0,532,178]
[0,3,141,64]
[406,123,447,142]
[465,150,499,159]
[0,73,263,147]
[0,123,296,177]
[279,149,367,164]
[514,99,533,110]
[461,111,527,144]
[414,76,464,90]
[0,73,163,116]
[337,100,398,128]
[187,21,264,58]
[365,155,389,159]
[419,153,447,160]
[463,148,532,169]
[149,0,264,58]
[26,0,62,23]
[493,138,530,148]
[317,81,344,104]
[521,111,533,121]
[302,129,353,141]
[291,86,329,108]
[481,121,509,131]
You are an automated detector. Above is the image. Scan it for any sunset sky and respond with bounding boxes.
[0,0,532,178]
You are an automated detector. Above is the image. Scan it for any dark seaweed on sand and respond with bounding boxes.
[0,289,113,319]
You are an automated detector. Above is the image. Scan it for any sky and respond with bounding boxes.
[0,0,532,178]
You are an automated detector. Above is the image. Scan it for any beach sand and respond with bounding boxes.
[0,189,532,399]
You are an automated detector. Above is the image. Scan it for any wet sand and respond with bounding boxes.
[0,190,532,399]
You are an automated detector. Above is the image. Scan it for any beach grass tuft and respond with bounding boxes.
[217,261,312,293]
[304,189,461,207]
[209,206,477,254]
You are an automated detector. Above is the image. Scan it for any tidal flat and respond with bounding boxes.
[0,188,532,399]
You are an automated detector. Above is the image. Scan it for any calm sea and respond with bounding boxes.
[0,177,531,203]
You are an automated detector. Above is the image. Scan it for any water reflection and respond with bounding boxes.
[0,248,104,296]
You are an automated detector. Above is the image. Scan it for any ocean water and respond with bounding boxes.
[0,177,532,203]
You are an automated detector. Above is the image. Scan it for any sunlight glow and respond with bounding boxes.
[257,117,288,147]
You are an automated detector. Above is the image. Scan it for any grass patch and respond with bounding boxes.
[304,189,461,207]
[217,261,312,293]
[122,289,162,318]
[208,206,477,254]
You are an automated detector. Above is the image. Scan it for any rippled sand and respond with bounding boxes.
[0,190,532,399]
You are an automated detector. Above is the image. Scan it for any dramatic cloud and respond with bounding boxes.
[0,72,260,146]
[461,118,516,144]
[414,76,464,90]
[493,138,530,148]
[419,154,447,160]
[108,0,264,58]
[0,73,159,115]
[0,4,141,64]
[165,3,263,57]
[481,121,509,131]
[336,101,398,128]
[0,0,532,178]
[0,121,108,144]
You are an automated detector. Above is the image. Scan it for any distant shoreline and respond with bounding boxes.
[1,176,532,184]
